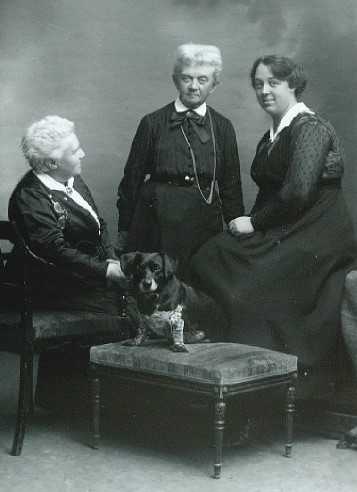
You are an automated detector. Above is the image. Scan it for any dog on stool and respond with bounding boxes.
[120,252,206,352]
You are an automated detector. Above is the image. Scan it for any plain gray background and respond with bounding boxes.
[1,0,357,240]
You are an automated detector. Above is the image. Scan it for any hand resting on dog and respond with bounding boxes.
[106,258,126,284]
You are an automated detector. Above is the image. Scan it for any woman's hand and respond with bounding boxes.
[228,216,254,236]
[106,259,126,283]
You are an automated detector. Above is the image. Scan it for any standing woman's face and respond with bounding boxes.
[173,63,217,109]
[253,63,297,121]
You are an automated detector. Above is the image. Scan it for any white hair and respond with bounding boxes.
[21,115,74,173]
[173,43,223,83]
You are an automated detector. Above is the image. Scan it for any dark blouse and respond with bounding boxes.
[250,113,344,231]
[117,102,244,232]
[8,171,115,285]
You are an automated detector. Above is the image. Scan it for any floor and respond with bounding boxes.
[1,351,356,492]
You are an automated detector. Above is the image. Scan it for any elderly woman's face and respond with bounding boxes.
[253,63,297,120]
[56,133,85,181]
[173,63,217,109]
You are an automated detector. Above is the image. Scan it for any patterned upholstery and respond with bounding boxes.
[90,341,297,386]
[1,219,135,456]
[0,307,132,349]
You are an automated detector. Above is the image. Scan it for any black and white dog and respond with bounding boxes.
[120,252,206,352]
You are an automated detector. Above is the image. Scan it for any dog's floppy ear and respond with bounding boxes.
[160,253,178,279]
[120,251,142,275]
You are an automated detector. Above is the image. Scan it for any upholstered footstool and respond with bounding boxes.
[90,341,298,478]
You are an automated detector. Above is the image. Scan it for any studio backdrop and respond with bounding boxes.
[1,0,357,238]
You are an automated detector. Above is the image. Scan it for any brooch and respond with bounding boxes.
[49,194,68,229]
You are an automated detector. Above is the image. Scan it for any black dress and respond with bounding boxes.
[117,102,244,279]
[189,113,356,377]
[8,170,121,313]
[7,171,124,412]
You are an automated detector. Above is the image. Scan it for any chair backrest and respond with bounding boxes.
[10,221,56,269]
[0,220,54,301]
[0,220,16,283]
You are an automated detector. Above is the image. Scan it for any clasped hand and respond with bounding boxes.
[228,216,254,236]
[105,258,126,283]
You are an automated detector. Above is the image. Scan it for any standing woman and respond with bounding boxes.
[117,44,244,280]
[189,55,356,383]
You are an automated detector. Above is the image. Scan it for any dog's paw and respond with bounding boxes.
[123,338,143,347]
[183,330,206,344]
[171,343,188,353]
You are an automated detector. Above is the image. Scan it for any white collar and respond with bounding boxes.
[34,172,75,192]
[270,102,314,142]
[34,171,100,230]
[175,98,207,116]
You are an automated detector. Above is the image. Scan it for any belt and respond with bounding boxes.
[150,174,213,190]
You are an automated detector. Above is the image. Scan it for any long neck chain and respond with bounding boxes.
[180,108,217,205]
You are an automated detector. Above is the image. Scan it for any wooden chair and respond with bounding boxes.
[0,220,133,456]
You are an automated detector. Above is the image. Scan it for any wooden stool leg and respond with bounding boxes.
[213,400,226,479]
[11,352,33,456]
[285,382,295,458]
[91,366,101,450]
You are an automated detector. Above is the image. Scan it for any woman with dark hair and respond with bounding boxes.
[189,55,356,386]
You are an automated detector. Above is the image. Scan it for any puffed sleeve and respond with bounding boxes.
[250,119,332,231]
[10,187,108,283]
[217,119,245,223]
[117,114,153,232]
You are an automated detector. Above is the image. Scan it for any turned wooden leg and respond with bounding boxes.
[91,367,101,450]
[285,382,295,458]
[213,400,226,479]
[11,352,33,456]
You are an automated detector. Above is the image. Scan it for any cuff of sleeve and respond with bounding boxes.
[250,214,263,231]
[117,231,129,252]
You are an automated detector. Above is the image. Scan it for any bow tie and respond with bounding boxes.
[170,110,210,143]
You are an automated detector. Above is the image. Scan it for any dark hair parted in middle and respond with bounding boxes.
[250,55,307,99]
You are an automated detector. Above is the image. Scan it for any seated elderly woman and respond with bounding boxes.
[8,115,126,312]
[8,115,222,411]
[7,115,127,410]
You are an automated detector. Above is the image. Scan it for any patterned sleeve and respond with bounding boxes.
[117,115,153,232]
[251,119,332,231]
[218,119,245,223]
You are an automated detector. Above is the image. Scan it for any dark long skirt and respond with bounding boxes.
[126,181,223,280]
[189,189,356,375]
[34,283,127,413]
